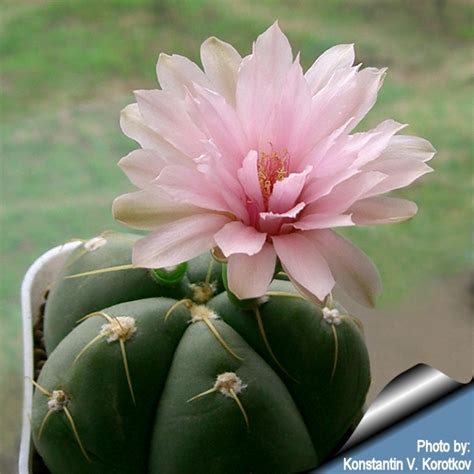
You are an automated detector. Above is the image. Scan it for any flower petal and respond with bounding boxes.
[192,84,248,166]
[272,232,335,301]
[362,158,433,197]
[132,214,230,268]
[309,229,381,307]
[301,169,359,204]
[268,166,311,214]
[260,202,306,221]
[118,149,168,188]
[156,53,209,98]
[214,221,266,257]
[292,213,353,231]
[349,196,418,225]
[260,59,312,155]
[379,135,436,162]
[200,37,242,105]
[251,21,293,85]
[135,89,206,158]
[120,104,190,166]
[306,171,387,214]
[298,67,386,155]
[259,202,306,235]
[237,150,265,211]
[236,22,293,148]
[112,191,205,230]
[305,44,355,95]
[227,243,276,299]
[156,165,231,212]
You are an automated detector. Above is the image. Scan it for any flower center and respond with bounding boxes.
[257,149,289,204]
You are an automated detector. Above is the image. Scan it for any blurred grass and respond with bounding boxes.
[0,0,472,469]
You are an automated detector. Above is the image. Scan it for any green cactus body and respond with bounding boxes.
[208,280,370,462]
[44,232,223,355]
[33,266,370,473]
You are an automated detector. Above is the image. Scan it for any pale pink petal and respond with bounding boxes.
[133,214,230,268]
[362,158,433,197]
[192,85,248,166]
[214,221,266,257]
[300,169,358,204]
[118,149,168,188]
[272,232,335,300]
[120,104,161,149]
[120,104,190,167]
[236,23,293,148]
[349,196,418,225]
[292,213,353,231]
[294,118,351,171]
[348,120,406,168]
[285,275,324,305]
[251,22,293,85]
[268,166,311,214]
[156,53,210,97]
[260,59,312,155]
[156,165,231,212]
[237,151,265,211]
[135,89,206,158]
[377,135,436,162]
[112,191,205,230]
[260,202,306,221]
[304,44,355,95]
[200,37,242,105]
[197,153,249,223]
[307,171,387,214]
[309,229,381,307]
[297,67,386,155]
[259,202,306,235]
[227,243,276,299]
[348,67,387,130]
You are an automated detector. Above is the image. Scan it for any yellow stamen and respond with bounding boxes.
[257,149,290,205]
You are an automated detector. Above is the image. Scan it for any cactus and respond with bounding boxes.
[32,234,370,473]
[44,232,224,355]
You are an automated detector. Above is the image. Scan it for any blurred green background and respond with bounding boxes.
[1,0,472,470]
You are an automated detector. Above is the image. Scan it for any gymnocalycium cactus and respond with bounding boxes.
[32,232,369,473]
[30,22,434,473]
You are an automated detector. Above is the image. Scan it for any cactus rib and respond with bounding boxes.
[330,325,339,383]
[254,306,298,382]
[74,311,136,403]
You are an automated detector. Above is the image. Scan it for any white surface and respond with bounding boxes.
[19,242,80,474]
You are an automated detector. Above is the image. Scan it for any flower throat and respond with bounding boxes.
[257,150,290,205]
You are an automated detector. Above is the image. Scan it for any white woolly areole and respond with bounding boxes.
[47,390,69,412]
[322,307,341,326]
[214,372,247,398]
[100,316,137,343]
[190,281,217,304]
[83,236,107,251]
[190,305,219,323]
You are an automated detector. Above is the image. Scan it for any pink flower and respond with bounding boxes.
[113,23,435,307]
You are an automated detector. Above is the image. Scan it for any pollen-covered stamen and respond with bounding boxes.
[100,316,137,342]
[47,390,69,412]
[257,149,290,205]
